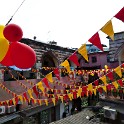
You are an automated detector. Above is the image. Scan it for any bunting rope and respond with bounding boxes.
[6,0,27,25]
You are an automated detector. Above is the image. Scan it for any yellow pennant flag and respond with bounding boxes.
[6,100,9,105]
[52,98,56,106]
[114,66,122,78]
[33,99,37,104]
[112,81,119,89]
[68,93,73,101]
[93,87,97,96]
[100,75,107,85]
[27,89,33,98]
[37,81,44,92]
[78,44,88,62]
[60,96,64,103]
[77,87,82,98]
[46,72,53,83]
[88,83,93,92]
[45,99,48,106]
[18,95,23,104]
[12,98,16,105]
[102,86,107,92]
[101,20,114,41]
[60,60,70,73]
[39,100,42,106]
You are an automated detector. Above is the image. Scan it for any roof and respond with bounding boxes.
[50,108,109,124]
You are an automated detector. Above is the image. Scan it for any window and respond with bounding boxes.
[92,56,97,63]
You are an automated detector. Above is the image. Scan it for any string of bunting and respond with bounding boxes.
[0,7,124,106]
[0,63,123,106]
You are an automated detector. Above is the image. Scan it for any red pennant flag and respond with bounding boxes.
[106,84,111,91]
[121,63,124,68]
[68,52,80,66]
[117,79,123,87]
[94,80,99,86]
[23,92,28,101]
[97,87,103,93]
[15,97,19,105]
[73,91,77,99]
[53,68,60,80]
[106,72,113,81]
[88,32,103,51]
[9,99,13,106]
[42,78,50,88]
[114,7,124,22]
[33,86,39,98]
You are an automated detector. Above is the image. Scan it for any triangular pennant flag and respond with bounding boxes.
[114,66,122,78]
[88,32,103,51]
[94,80,99,86]
[117,79,123,87]
[106,72,114,81]
[45,99,48,106]
[12,98,16,105]
[18,95,23,104]
[68,52,80,66]
[112,81,118,89]
[100,75,107,85]
[93,87,97,95]
[77,87,82,98]
[68,93,73,101]
[32,85,39,98]
[46,72,53,83]
[28,89,33,98]
[78,44,88,61]
[42,78,50,88]
[23,92,28,101]
[60,96,64,103]
[37,81,44,92]
[52,98,56,106]
[53,68,60,80]
[60,60,70,73]
[102,85,107,92]
[114,7,124,22]
[101,20,114,41]
[88,83,93,92]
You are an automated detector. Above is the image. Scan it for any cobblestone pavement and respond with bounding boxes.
[50,108,110,124]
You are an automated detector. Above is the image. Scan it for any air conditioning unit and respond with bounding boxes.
[0,106,5,114]
[104,107,117,120]
[6,105,16,113]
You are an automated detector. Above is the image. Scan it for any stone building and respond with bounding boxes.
[108,31,124,68]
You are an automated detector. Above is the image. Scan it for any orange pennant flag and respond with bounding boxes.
[60,96,64,103]
[52,98,56,106]
[45,99,48,106]
[27,89,33,98]
[12,98,16,105]
[93,87,97,95]
[18,95,23,104]
[114,66,122,78]
[60,60,70,73]
[46,72,53,83]
[88,83,93,92]
[102,85,107,92]
[68,93,73,101]
[78,44,88,62]
[101,20,114,41]
[100,75,107,85]
[77,87,82,98]
[37,81,44,92]
[112,81,119,89]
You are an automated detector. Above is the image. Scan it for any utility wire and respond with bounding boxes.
[6,0,27,26]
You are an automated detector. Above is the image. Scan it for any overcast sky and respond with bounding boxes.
[0,0,124,48]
